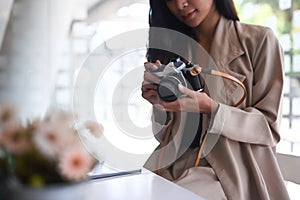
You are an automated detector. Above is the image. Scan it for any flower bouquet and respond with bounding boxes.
[0,105,104,199]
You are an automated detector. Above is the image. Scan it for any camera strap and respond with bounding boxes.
[190,65,247,107]
[156,120,208,175]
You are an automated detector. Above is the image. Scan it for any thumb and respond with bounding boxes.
[178,84,194,97]
[155,60,162,65]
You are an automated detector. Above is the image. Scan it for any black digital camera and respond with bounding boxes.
[152,58,203,102]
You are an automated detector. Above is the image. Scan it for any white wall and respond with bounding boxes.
[0,0,79,120]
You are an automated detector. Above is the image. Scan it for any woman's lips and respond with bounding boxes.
[182,10,196,20]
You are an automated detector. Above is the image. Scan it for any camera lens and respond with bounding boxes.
[157,76,182,102]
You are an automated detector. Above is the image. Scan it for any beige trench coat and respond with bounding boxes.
[144,16,290,200]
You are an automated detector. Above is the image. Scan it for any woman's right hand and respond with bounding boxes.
[141,60,163,105]
[141,60,218,115]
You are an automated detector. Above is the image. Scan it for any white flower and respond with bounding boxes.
[44,109,75,127]
[33,122,75,159]
[85,121,104,138]
[0,125,31,155]
[58,146,96,181]
[0,105,18,132]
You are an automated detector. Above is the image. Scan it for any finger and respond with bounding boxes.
[177,98,199,112]
[144,71,161,84]
[178,84,195,97]
[144,62,158,71]
[142,91,160,105]
[160,101,181,112]
[142,90,157,99]
[142,83,157,91]
[155,60,162,66]
[141,81,157,92]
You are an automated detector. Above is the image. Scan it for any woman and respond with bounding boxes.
[141,0,290,199]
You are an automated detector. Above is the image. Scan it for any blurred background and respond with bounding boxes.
[0,0,300,197]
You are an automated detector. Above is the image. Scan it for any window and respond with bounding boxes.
[234,0,300,156]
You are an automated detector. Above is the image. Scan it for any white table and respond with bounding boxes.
[4,169,205,200]
[86,169,205,200]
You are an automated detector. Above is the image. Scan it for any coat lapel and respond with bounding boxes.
[200,17,246,142]
[210,16,244,68]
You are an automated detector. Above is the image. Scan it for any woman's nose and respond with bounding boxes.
[175,0,188,9]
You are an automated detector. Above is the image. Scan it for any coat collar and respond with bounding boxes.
[209,16,244,68]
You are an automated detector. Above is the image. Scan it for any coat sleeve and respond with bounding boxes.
[208,28,284,147]
[151,106,173,143]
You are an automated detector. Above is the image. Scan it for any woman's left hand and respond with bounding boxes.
[159,84,219,115]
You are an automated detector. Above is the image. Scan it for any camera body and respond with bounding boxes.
[152,58,203,102]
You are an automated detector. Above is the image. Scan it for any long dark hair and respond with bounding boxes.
[215,0,239,21]
[149,0,239,31]
[147,0,239,63]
